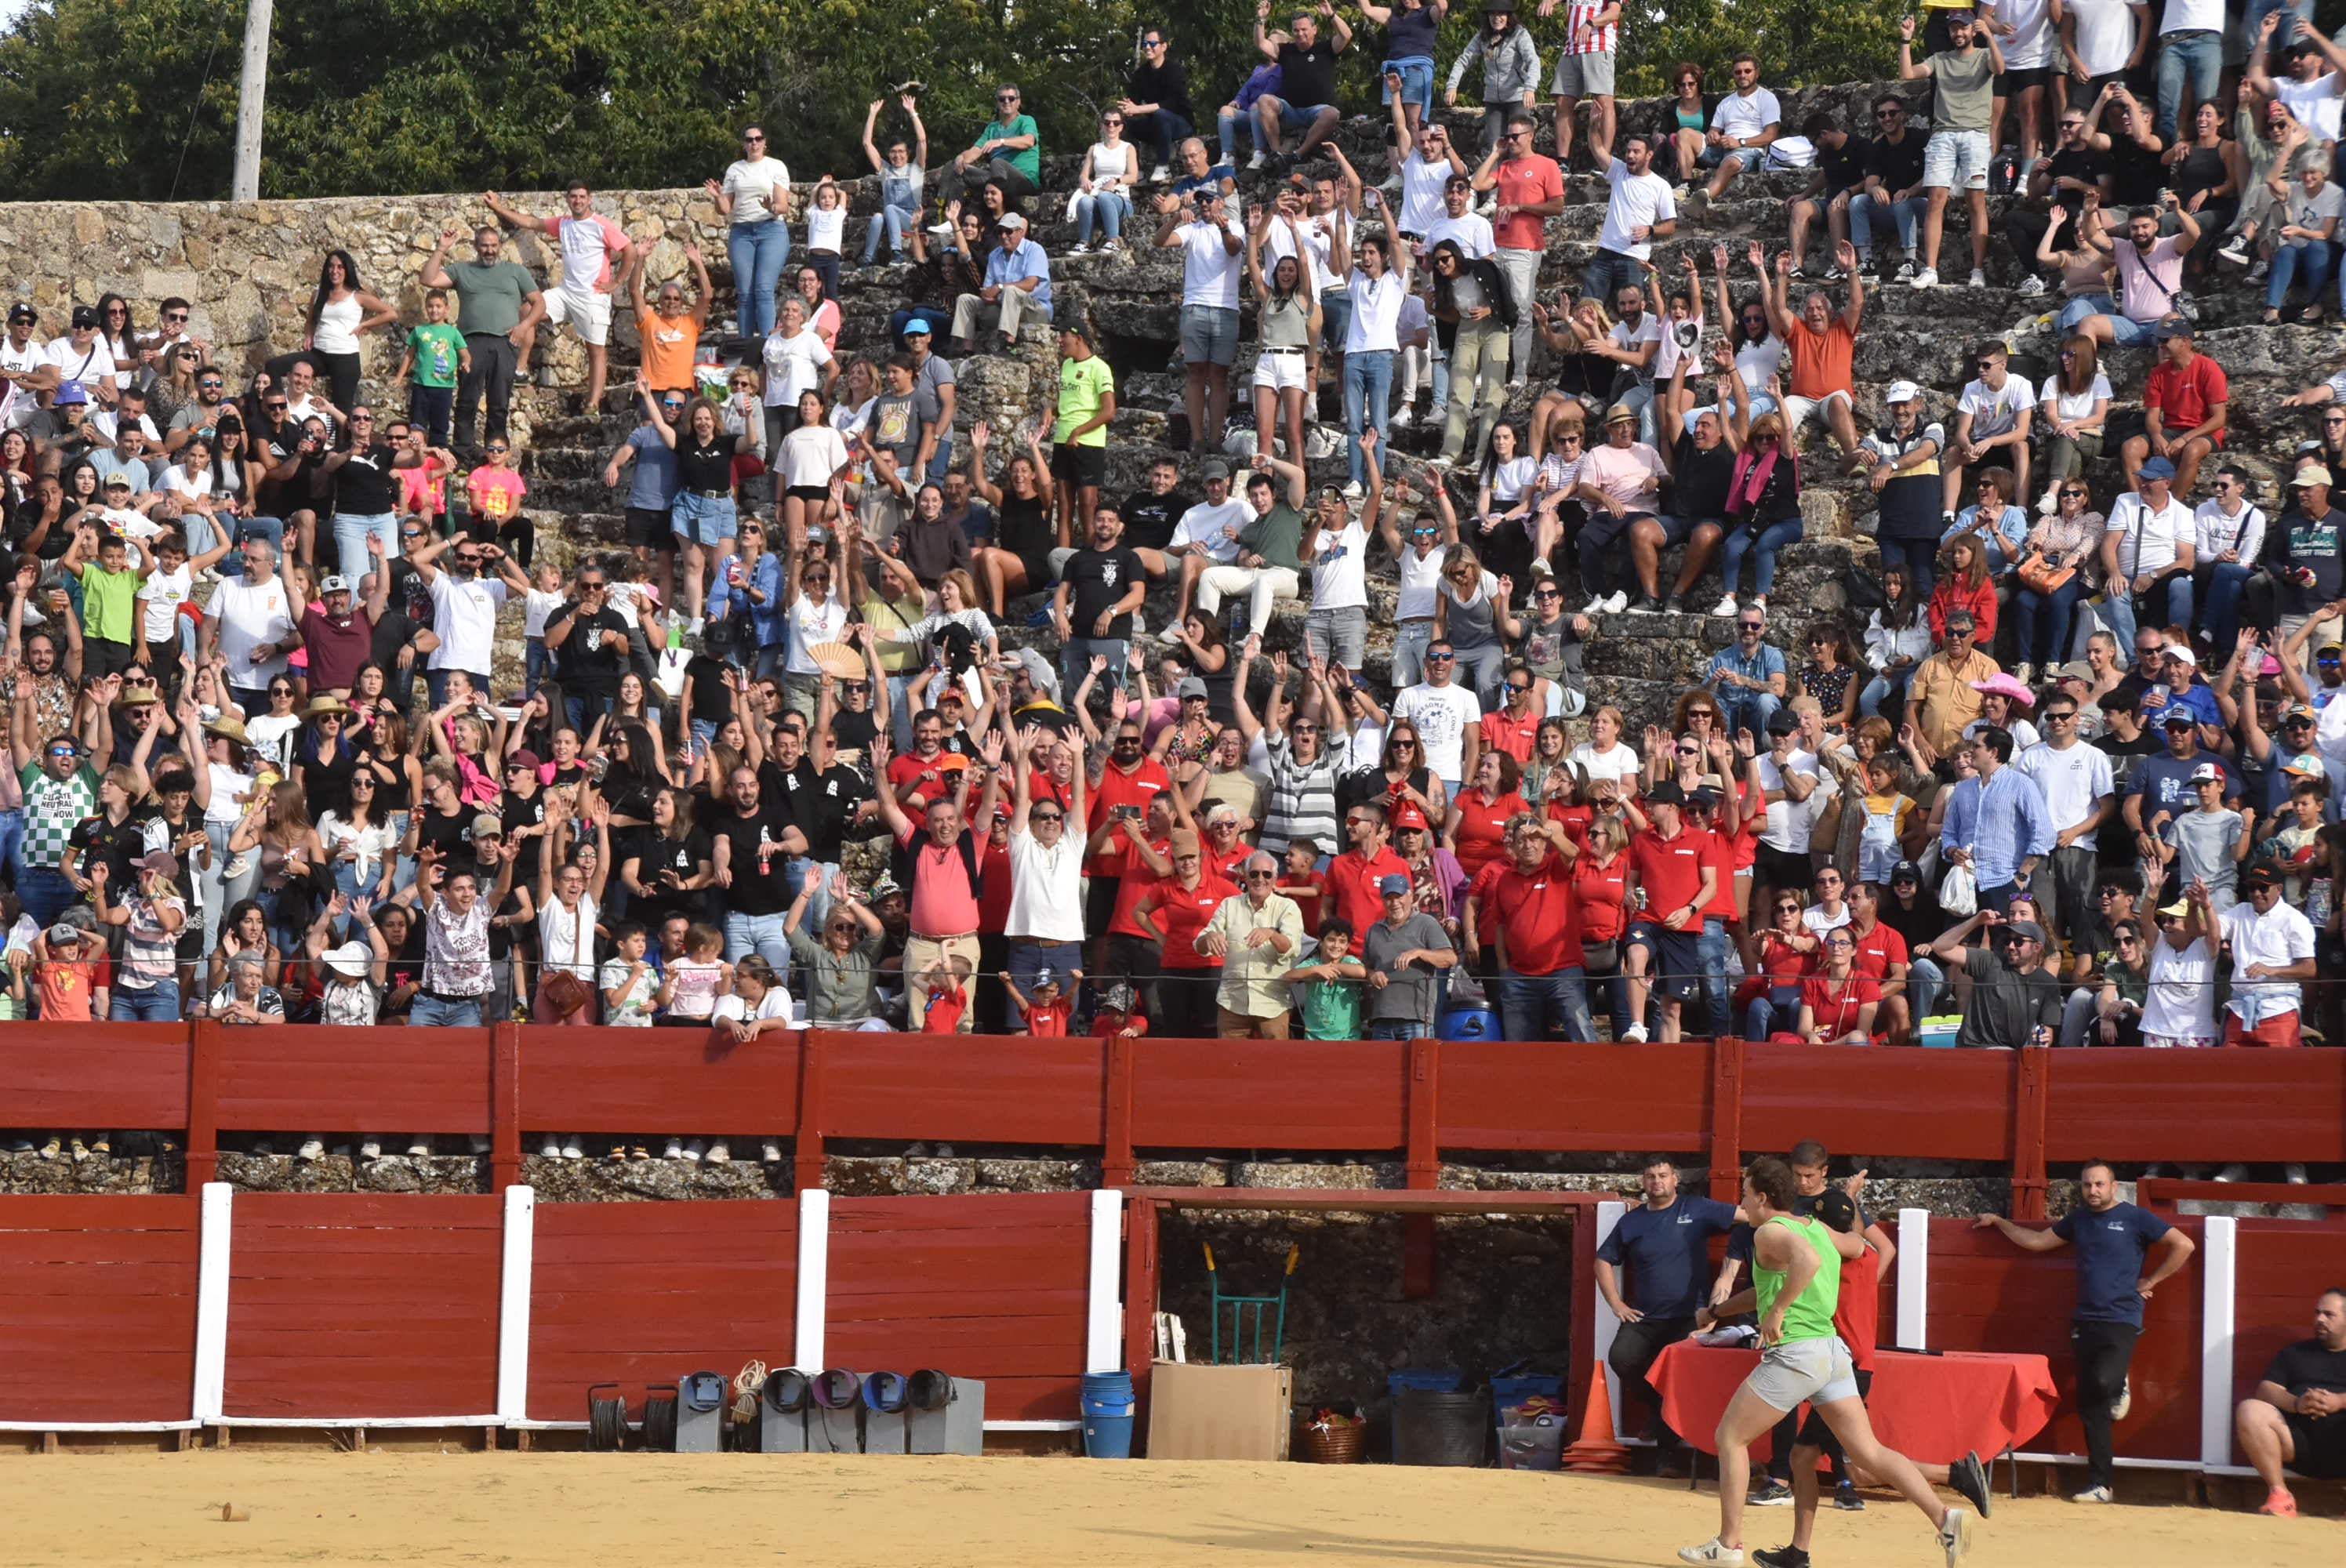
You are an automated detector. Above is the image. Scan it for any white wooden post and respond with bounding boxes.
[1086,1189,1123,1373]
[496,1185,536,1426]
[1896,1207,1932,1349]
[794,1187,831,1372]
[191,1181,233,1425]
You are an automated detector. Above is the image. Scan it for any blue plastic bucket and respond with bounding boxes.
[1080,1370,1135,1459]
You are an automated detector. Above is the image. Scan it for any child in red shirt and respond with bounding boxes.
[1276,839,1328,936]
[1000,967,1074,1036]
[1091,980,1149,1040]
[917,958,971,1033]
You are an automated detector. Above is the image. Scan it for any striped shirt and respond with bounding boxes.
[1563,0,1617,54]
[1260,739,1342,861]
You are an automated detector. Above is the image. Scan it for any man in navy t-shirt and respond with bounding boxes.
[1975,1159,2195,1501]
[1595,1156,1738,1445]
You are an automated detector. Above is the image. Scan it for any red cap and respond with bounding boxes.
[1392,801,1429,831]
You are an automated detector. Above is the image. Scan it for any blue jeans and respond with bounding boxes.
[1906,954,1945,1022]
[410,993,483,1028]
[2243,0,2315,53]
[2199,560,2253,653]
[1391,619,1433,688]
[670,490,737,547]
[1070,191,1131,247]
[728,219,793,338]
[1580,248,1643,306]
[111,979,181,1022]
[1877,535,1937,601]
[1858,672,1908,719]
[1849,191,1927,256]
[1061,637,1129,703]
[525,637,551,694]
[2015,578,2088,668]
[1719,516,1803,597]
[724,909,790,971]
[333,510,398,583]
[1745,988,1803,1040]
[1217,105,1258,164]
[2268,238,2336,311]
[1381,57,1435,118]
[16,864,74,929]
[2099,575,2192,655]
[1695,917,1733,1037]
[2054,292,2117,336]
[862,204,917,264]
[1128,109,1193,172]
[1007,939,1083,1002]
[1716,688,1780,740]
[2154,30,2223,141]
[0,809,22,890]
[1369,1019,1435,1040]
[1343,349,1395,487]
[1501,968,1592,1043]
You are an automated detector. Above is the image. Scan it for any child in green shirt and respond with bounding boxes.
[64,528,148,677]
[398,289,470,448]
[1286,920,1367,1041]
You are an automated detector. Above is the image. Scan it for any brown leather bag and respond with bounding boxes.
[541,970,593,1021]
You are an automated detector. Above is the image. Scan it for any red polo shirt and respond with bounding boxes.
[1327,845,1411,935]
[1848,919,1909,982]
[1088,757,1171,874]
[1484,848,1577,975]
[1479,707,1541,764]
[1146,873,1237,971]
[1629,821,1708,920]
[2143,353,2228,445]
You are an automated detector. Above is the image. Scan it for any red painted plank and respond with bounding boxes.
[2231,1221,2346,1413]
[0,1194,199,1229]
[233,1193,501,1225]
[1128,1039,1408,1148]
[212,1030,492,1136]
[1742,1045,2015,1161]
[0,1025,188,1128]
[1438,1041,1710,1151]
[0,1230,202,1266]
[0,1195,199,1425]
[518,1026,802,1136]
[528,1200,800,1238]
[2044,1050,2346,1164]
[821,1036,1105,1145]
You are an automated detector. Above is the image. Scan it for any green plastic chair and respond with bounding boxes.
[1204,1243,1298,1365]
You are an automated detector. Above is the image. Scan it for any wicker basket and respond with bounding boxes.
[1295,1417,1368,1464]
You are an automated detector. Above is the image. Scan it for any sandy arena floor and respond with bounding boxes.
[4,1451,2321,1566]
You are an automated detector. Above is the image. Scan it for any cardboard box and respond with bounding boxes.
[1146,1360,1293,1461]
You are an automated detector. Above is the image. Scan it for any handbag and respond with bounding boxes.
[2016,550,2075,594]
[541,970,593,1021]
[1578,939,1620,973]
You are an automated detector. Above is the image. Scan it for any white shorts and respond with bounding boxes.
[543,285,614,347]
[1922,130,1992,193]
[1251,349,1309,392]
[1783,390,1853,429]
[1746,1335,1861,1413]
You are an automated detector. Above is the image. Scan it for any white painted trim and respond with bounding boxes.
[1895,1207,1930,1350]
[191,1182,232,1425]
[985,1419,1081,1431]
[1085,1189,1122,1374]
[794,1187,830,1372]
[2199,1214,2237,1470]
[496,1185,536,1426]
[212,1415,504,1428]
[2012,1449,2259,1475]
[1590,1200,1626,1443]
[0,1421,202,1432]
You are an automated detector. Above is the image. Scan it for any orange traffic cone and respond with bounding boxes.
[1561,1359,1632,1474]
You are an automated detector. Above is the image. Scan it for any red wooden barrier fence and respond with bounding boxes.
[0,1195,199,1425]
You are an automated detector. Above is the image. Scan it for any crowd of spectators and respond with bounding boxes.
[9,1,2346,1123]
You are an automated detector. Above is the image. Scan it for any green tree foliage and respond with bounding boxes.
[0,0,1895,201]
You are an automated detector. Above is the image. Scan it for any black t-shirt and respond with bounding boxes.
[555,601,630,702]
[2094,728,2164,859]
[685,652,736,725]
[1669,432,1737,520]
[2043,145,2112,204]
[1128,58,1195,125]
[1878,891,1949,956]
[1819,134,1869,197]
[832,703,880,756]
[999,494,1054,561]
[710,802,794,915]
[332,442,398,514]
[292,738,358,822]
[68,808,149,888]
[1120,488,1193,552]
[502,786,550,883]
[760,756,819,846]
[624,825,713,927]
[2107,135,2166,205]
[412,799,472,865]
[1277,37,1345,110]
[1062,545,1145,640]
[1865,131,1927,196]
[800,762,873,864]
[677,434,733,493]
[2265,1339,2346,1431]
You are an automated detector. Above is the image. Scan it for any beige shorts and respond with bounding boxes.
[542,285,614,347]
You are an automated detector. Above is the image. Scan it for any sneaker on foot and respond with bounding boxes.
[2258,1486,2299,1516]
[2286,1162,2309,1184]
[1951,1450,1992,1518]
[606,1142,628,1162]
[926,220,954,236]
[68,1137,89,1162]
[1664,593,1686,613]
[1342,480,1364,499]
[2217,241,2250,266]
[1150,164,1171,183]
[1711,593,1740,615]
[1067,241,1090,255]
[2111,1377,2131,1421]
[663,1138,685,1160]
[1628,594,1663,614]
[297,1138,325,1161]
[91,1136,110,1156]
[540,1138,561,1159]
[1247,151,1267,170]
[1821,265,1847,282]
[763,1140,785,1163]
[2068,1484,2112,1504]
[1621,1022,1651,1044]
[631,1144,652,1161]
[1583,593,1611,615]
[1938,1505,1976,1567]
[935,1142,957,1158]
[408,1139,430,1157]
[2014,662,2035,687]
[38,1137,60,1159]
[1834,1481,1865,1511]
[1601,590,1629,614]
[1749,1479,1794,1506]
[2215,1162,2250,1183]
[1677,1540,1743,1566]
[681,1138,706,1163]
[1966,268,1988,287]
[1529,556,1554,576]
[1754,1548,1810,1568]
[2246,260,2270,285]
[561,1138,584,1160]
[2017,275,2046,296]
[706,1140,732,1163]
[1392,406,1414,426]
[359,1139,382,1160]
[1910,267,1939,289]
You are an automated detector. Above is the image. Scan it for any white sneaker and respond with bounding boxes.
[1966,268,1988,287]
[2016,275,2046,297]
[1342,480,1364,499]
[663,1138,685,1160]
[407,1139,430,1157]
[681,1138,706,1163]
[562,1138,584,1160]
[935,1143,957,1158]
[2068,1484,2112,1504]
[1068,242,1090,255]
[1530,557,1553,576]
[2014,662,2034,687]
[706,1140,732,1163]
[2287,1162,2310,1184]
[1392,406,1414,426]
[1247,151,1267,170]
[1938,1505,1976,1567]
[1894,258,1916,283]
[1583,594,1611,615]
[1622,1022,1651,1044]
[926,220,953,236]
[2246,259,2270,285]
[2038,487,2059,515]
[1150,164,1171,183]
[2111,1377,2131,1421]
[1427,401,1447,423]
[297,1138,325,1161]
[540,1138,561,1159]
[1602,591,1629,614]
[762,1140,785,1163]
[1710,594,1740,616]
[2215,1161,2251,1182]
[359,1139,382,1160]
[1910,267,1939,289]
[1677,1538,1743,1566]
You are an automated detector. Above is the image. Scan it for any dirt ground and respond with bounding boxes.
[6,1452,2321,1566]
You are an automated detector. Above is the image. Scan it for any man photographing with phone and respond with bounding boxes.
[1922,908,2063,1049]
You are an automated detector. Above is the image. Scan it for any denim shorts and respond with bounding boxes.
[1180,305,1240,367]
[1381,57,1435,114]
[1922,129,1992,191]
[670,490,737,546]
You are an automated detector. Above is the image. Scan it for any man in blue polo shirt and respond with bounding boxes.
[1596,1155,1738,1446]
[1974,1159,2196,1502]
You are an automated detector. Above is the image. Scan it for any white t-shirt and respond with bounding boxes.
[2221,898,2317,1024]
[2104,492,2193,578]
[2038,372,2112,424]
[425,571,507,675]
[138,561,193,644]
[1957,375,2033,440]
[1758,749,1833,853]
[785,586,848,677]
[2274,74,2346,144]
[1006,826,1085,942]
[1609,314,1662,387]
[0,338,41,428]
[1392,682,1483,782]
[1398,153,1453,234]
[1172,498,1254,564]
[1734,333,1785,399]
[161,464,211,507]
[1345,270,1407,355]
[1998,0,2058,70]
[525,586,565,640]
[1310,519,1371,611]
[2014,739,2115,834]
[2141,932,2215,1040]
[1179,218,1245,310]
[555,213,627,295]
[2066,0,2139,78]
[780,423,851,488]
[2157,0,2223,33]
[1597,159,1677,260]
[722,156,792,225]
[210,574,296,686]
[2193,499,2264,561]
[1567,739,1641,786]
[43,333,114,390]
[805,201,848,254]
[1396,542,1448,621]
[1710,86,1784,143]
[714,985,795,1025]
[1423,211,1496,260]
[761,326,833,408]
[538,893,600,982]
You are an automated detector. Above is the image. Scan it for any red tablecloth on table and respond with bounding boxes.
[1649,1341,2059,1465]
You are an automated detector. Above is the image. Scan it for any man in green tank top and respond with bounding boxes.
[1678,1156,1977,1568]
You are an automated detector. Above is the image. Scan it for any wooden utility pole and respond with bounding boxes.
[230,0,272,201]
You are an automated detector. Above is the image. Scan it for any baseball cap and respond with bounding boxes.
[1177,676,1208,700]
[53,380,87,405]
[1647,779,1686,805]
[2163,644,2199,667]
[2161,708,2197,728]
[507,749,542,771]
[2155,318,2195,339]
[1883,379,1922,405]
[6,303,33,323]
[1378,873,1412,895]
[1200,458,1232,481]
[1766,708,1801,735]
[902,318,932,336]
[69,304,97,328]
[2295,465,2335,488]
[1890,859,1921,884]
[45,922,82,946]
[1814,1189,1859,1234]
[469,812,505,839]
[133,848,180,877]
[2246,866,2282,891]
[2281,702,2319,724]
[319,574,352,594]
[997,212,1029,230]
[1392,800,1429,831]
[2137,456,2177,481]
[2283,751,2328,777]
[102,475,130,490]
[2189,761,2222,783]
[2005,918,2047,944]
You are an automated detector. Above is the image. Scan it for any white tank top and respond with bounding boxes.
[1396,543,1448,621]
[312,293,363,355]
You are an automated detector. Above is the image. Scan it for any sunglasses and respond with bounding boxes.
[1534,587,1561,598]
[1246,869,1278,880]
[264,401,288,411]
[198,378,223,388]
[1505,683,1531,695]
[1031,811,1064,822]
[1292,723,1319,734]
[1875,109,1901,119]
[743,133,765,142]
[1738,622,1765,632]
[1676,744,1700,756]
